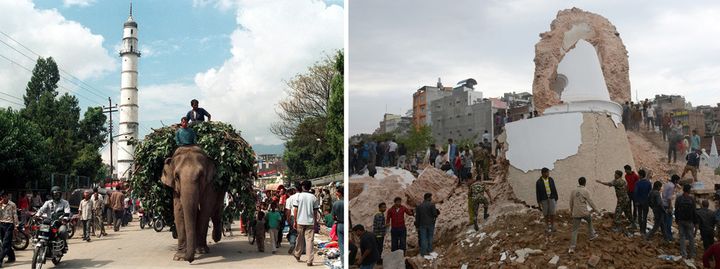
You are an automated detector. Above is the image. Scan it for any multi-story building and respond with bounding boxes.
[698,104,720,137]
[412,78,453,128]
[654,94,686,113]
[376,113,412,135]
[671,110,706,137]
[430,79,493,143]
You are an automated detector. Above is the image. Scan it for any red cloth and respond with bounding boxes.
[18,196,30,210]
[386,205,410,229]
[330,223,338,241]
[279,194,289,206]
[625,172,639,192]
[703,243,720,269]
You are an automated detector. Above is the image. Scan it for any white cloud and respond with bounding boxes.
[63,0,96,7]
[0,0,116,108]
[191,0,343,145]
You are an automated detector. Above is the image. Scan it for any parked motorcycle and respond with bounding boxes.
[152,213,165,232]
[31,211,69,269]
[138,208,151,229]
[12,222,30,250]
[67,214,79,239]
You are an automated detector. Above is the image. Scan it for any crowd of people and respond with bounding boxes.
[249,181,344,266]
[534,163,720,267]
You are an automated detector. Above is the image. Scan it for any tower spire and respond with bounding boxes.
[130,0,133,16]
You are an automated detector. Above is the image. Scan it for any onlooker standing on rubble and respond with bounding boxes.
[386,197,414,252]
[469,180,492,231]
[372,202,387,265]
[696,200,716,251]
[645,181,666,240]
[624,165,640,223]
[681,149,701,183]
[448,139,458,175]
[568,177,598,254]
[691,130,701,152]
[703,241,720,269]
[633,169,652,235]
[662,113,672,141]
[396,143,407,169]
[597,170,637,233]
[387,139,398,167]
[535,168,559,233]
[662,175,681,241]
[415,193,439,256]
[675,183,698,260]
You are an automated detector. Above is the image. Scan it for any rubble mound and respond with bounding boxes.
[533,7,630,113]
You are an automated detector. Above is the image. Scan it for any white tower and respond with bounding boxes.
[117,2,140,181]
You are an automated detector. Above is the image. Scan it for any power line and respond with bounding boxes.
[0,52,105,106]
[0,96,23,107]
[0,91,22,101]
[0,31,109,100]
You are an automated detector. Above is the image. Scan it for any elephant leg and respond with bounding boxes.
[195,189,215,254]
[173,195,187,261]
[210,190,224,243]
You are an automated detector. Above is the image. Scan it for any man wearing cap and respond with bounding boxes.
[0,190,19,266]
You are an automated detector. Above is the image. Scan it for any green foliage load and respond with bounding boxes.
[129,121,257,230]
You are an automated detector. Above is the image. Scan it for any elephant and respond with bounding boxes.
[161,145,225,262]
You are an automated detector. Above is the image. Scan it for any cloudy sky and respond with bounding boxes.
[0,0,343,160]
[349,0,720,135]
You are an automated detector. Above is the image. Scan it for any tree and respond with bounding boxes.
[398,124,433,156]
[0,108,48,189]
[270,54,338,140]
[10,56,108,186]
[325,51,344,172]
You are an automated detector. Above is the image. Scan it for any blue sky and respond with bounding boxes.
[0,0,344,159]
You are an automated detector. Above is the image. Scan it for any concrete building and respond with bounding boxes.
[117,4,141,181]
[429,79,493,143]
[412,78,453,128]
[376,113,412,135]
[697,104,720,137]
[671,110,705,137]
[654,94,686,113]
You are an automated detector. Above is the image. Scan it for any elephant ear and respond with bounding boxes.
[161,158,175,188]
[205,161,217,186]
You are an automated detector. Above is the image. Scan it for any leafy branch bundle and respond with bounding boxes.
[129,121,257,231]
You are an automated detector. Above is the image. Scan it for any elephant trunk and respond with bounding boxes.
[181,185,199,263]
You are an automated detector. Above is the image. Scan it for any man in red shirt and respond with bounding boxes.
[386,197,414,252]
[624,165,639,224]
[704,242,720,269]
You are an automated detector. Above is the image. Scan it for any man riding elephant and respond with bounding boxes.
[162,120,224,262]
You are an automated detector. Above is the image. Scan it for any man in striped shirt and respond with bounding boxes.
[0,190,19,266]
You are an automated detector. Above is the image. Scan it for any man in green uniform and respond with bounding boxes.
[468,180,492,231]
[597,170,637,233]
[175,117,197,146]
[473,144,491,181]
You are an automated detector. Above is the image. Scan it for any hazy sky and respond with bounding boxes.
[349,0,720,135]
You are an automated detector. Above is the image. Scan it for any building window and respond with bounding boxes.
[131,29,133,34]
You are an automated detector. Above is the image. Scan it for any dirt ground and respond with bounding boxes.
[349,126,720,269]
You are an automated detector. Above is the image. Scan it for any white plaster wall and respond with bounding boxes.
[121,56,138,71]
[505,113,583,172]
[121,72,137,88]
[505,113,635,211]
[119,89,138,106]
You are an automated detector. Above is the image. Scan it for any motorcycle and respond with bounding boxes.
[152,212,165,232]
[138,208,150,229]
[12,209,32,250]
[31,211,69,269]
[67,214,79,239]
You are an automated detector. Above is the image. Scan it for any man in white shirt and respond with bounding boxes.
[78,191,93,242]
[387,139,398,167]
[293,181,320,266]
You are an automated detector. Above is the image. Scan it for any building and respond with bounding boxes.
[654,94,686,113]
[117,4,141,181]
[412,78,453,128]
[429,79,493,143]
[697,104,720,137]
[376,113,412,135]
[671,110,705,137]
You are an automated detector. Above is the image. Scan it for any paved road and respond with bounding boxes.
[4,219,331,269]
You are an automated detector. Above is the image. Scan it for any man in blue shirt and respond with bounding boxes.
[633,169,652,235]
[175,117,197,146]
[691,130,701,151]
[186,99,211,125]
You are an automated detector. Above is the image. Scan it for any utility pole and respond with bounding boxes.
[102,97,118,181]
